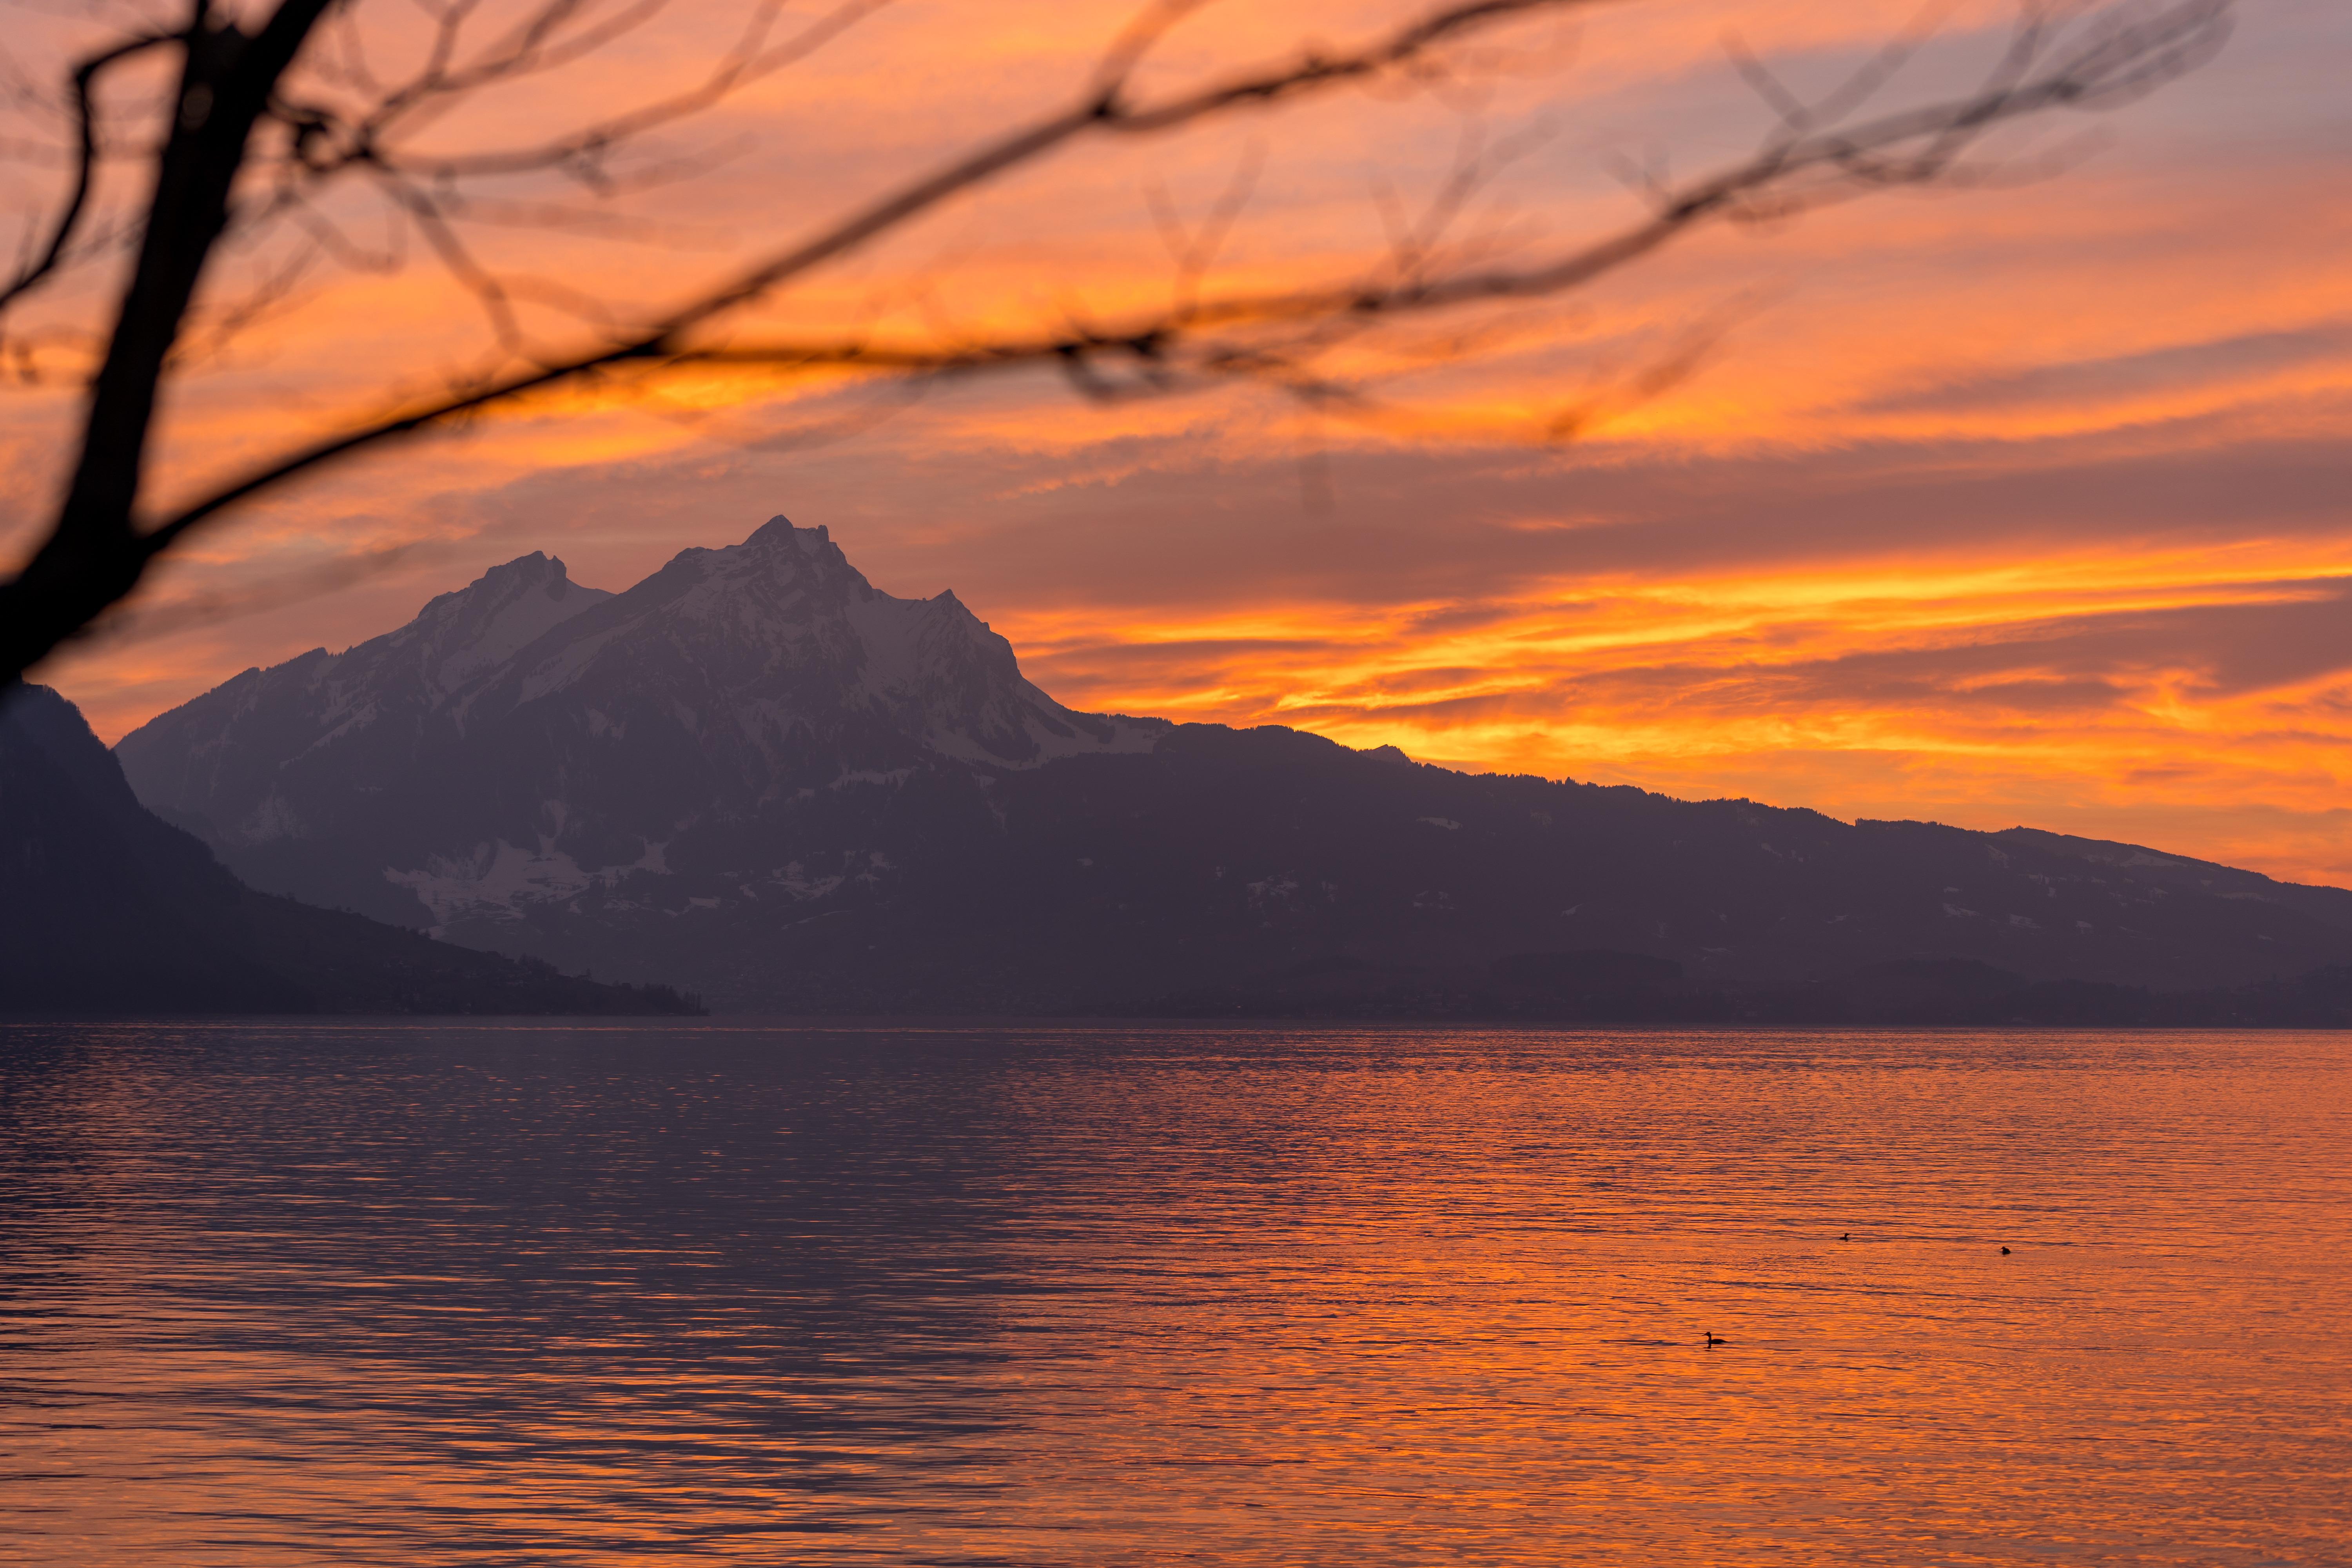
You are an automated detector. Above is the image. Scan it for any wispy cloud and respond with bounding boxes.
[14,0,2348,884]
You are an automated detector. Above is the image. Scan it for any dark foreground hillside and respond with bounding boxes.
[1,684,700,1017]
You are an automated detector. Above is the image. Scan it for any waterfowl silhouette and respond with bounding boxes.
[1702,1332,1728,1348]
[1839,1233,1850,1241]
[2001,1246,2011,1255]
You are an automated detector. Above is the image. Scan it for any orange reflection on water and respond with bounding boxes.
[5,1022,2349,1565]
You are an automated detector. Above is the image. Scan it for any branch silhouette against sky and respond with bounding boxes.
[0,0,2236,684]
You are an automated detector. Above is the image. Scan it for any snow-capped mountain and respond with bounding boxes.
[114,514,2352,1014]
[116,516,1159,934]
[120,549,608,852]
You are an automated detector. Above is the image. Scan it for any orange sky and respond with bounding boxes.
[5,0,2348,884]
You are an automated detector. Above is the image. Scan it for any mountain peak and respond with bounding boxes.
[736,514,852,578]
[414,552,612,691]
[746,513,824,548]
[412,549,564,619]
[115,515,1166,928]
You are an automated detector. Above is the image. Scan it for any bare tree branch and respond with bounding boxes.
[0,0,2236,687]
[125,0,1632,553]
[349,0,889,180]
[2,0,345,677]
[0,31,171,320]
[150,0,2236,552]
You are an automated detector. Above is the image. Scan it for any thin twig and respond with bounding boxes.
[0,32,172,319]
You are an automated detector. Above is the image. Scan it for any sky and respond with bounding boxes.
[5,0,2348,884]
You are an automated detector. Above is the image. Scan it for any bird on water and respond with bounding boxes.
[2001,1246,2011,1255]
[1702,1332,1728,1348]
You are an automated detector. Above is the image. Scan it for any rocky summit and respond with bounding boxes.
[116,517,1159,955]
[116,516,2352,1014]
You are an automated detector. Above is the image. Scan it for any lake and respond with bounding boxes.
[2,1022,2346,1565]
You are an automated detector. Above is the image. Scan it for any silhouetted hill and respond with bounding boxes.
[109,517,2352,1016]
[1111,950,2352,1027]
[624,721,2343,1013]
[2,684,701,1017]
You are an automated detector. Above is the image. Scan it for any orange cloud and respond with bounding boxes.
[1005,550,2352,884]
[9,0,2349,889]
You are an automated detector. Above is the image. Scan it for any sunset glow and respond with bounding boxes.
[7,0,2347,882]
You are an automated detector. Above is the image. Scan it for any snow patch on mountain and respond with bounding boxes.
[927,712,1161,768]
[235,791,306,846]
[388,840,597,929]
[388,833,672,930]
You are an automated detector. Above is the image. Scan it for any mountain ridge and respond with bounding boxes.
[111,516,2352,1013]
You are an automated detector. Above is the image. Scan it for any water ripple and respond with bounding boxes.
[2,1023,2346,1564]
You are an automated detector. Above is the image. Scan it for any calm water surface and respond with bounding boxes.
[1,1022,2346,1565]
